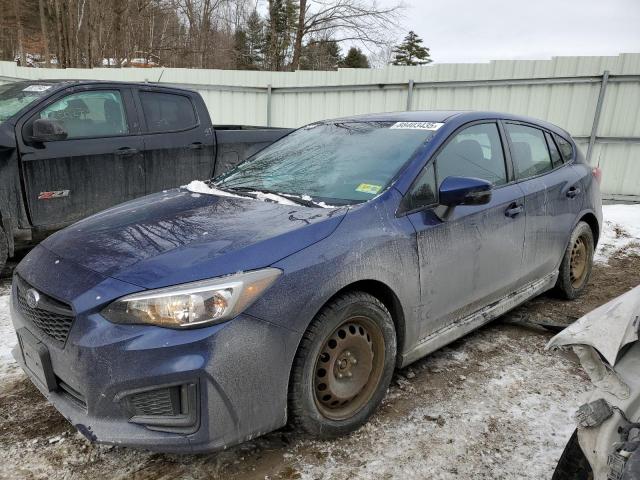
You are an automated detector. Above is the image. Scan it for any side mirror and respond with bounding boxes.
[439,176,492,206]
[31,118,68,142]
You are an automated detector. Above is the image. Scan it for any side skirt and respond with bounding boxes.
[399,271,559,367]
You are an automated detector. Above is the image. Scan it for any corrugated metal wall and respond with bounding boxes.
[1,53,639,199]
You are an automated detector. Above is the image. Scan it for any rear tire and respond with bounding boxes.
[0,227,8,277]
[288,292,396,438]
[555,221,594,300]
[552,430,593,480]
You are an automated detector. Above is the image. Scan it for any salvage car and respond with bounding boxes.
[0,80,290,272]
[10,111,602,453]
[549,285,640,480]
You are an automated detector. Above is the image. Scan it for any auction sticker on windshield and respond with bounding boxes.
[390,121,444,130]
[355,183,382,194]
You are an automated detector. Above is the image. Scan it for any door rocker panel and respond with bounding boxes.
[400,270,559,367]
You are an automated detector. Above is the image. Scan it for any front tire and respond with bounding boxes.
[552,430,592,479]
[288,292,396,438]
[0,227,7,276]
[555,221,594,300]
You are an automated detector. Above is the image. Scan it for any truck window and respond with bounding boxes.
[39,90,128,139]
[139,91,197,133]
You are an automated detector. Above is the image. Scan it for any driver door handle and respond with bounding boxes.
[505,203,524,218]
[189,142,204,150]
[114,147,139,157]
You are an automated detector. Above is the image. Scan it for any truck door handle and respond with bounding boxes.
[505,203,524,218]
[114,147,139,157]
[566,186,581,198]
[189,142,204,150]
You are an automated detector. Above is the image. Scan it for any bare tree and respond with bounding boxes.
[13,0,27,66]
[38,0,50,66]
[291,0,404,71]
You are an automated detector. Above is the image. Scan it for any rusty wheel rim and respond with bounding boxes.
[570,235,589,288]
[313,316,385,421]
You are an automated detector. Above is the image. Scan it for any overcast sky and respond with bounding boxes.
[394,0,640,63]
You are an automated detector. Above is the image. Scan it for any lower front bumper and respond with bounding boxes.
[12,308,301,454]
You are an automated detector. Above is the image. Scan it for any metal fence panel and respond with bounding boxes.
[1,53,639,199]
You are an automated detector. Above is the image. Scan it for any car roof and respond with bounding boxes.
[328,110,572,139]
[12,79,196,94]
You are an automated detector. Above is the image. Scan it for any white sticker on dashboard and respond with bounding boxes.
[390,121,444,131]
[23,85,51,92]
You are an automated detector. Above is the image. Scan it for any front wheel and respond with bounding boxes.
[555,221,594,300]
[0,227,7,276]
[288,292,396,438]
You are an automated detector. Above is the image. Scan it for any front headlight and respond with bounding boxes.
[101,268,282,328]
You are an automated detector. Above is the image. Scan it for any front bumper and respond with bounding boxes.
[10,248,300,453]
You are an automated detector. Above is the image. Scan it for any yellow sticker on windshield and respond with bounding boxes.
[356,183,382,195]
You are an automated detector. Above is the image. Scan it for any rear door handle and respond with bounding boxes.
[189,142,204,150]
[505,203,524,218]
[114,147,139,157]
[566,186,581,198]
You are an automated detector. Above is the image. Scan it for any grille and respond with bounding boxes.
[14,276,75,345]
[130,387,180,417]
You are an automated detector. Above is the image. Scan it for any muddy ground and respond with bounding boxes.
[1,248,639,480]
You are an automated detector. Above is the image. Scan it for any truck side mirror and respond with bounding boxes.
[32,118,68,142]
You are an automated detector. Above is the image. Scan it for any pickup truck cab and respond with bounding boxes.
[0,80,290,272]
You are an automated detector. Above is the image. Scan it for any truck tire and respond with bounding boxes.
[288,292,396,438]
[555,221,594,300]
[552,430,592,480]
[0,227,7,276]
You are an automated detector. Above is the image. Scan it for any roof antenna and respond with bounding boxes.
[156,68,166,84]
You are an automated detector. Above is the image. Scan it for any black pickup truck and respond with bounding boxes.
[0,80,292,272]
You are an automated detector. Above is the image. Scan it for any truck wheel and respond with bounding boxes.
[288,292,396,438]
[552,430,592,480]
[555,221,594,300]
[0,227,7,276]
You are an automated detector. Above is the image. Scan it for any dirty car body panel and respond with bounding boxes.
[549,286,640,480]
[10,110,602,452]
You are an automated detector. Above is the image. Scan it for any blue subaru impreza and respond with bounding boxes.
[11,111,602,452]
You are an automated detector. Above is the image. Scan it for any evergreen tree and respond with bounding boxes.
[300,40,341,71]
[392,31,431,66]
[340,47,369,68]
[266,0,299,70]
[245,9,265,68]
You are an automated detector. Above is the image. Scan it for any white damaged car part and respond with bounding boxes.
[547,285,640,480]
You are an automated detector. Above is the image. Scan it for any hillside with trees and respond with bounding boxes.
[0,0,409,71]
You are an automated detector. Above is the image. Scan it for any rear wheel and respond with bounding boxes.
[289,292,396,438]
[0,227,7,276]
[552,430,593,479]
[555,221,594,299]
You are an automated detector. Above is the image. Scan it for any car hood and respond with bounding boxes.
[547,285,640,366]
[43,189,347,289]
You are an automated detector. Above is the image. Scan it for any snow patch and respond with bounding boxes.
[595,204,640,263]
[0,285,18,380]
[183,180,244,198]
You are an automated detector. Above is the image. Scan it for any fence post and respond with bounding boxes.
[406,79,414,111]
[587,70,610,164]
[266,84,272,127]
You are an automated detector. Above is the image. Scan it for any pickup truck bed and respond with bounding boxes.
[0,80,292,270]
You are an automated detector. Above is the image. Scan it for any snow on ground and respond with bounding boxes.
[595,204,640,262]
[0,203,638,479]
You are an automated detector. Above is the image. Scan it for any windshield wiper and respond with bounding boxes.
[223,186,320,208]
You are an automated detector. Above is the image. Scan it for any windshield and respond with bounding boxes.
[0,82,53,124]
[213,121,439,205]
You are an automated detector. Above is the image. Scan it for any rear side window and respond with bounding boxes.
[435,123,507,187]
[505,124,553,179]
[545,132,563,168]
[139,91,197,133]
[39,90,128,139]
[554,134,574,162]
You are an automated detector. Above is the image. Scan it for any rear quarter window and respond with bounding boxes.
[553,134,574,162]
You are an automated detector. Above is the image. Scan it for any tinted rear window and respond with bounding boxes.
[506,124,553,179]
[554,134,574,162]
[139,91,197,133]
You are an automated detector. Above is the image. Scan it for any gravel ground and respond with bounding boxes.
[0,205,639,480]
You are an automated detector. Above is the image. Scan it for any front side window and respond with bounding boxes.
[139,91,197,133]
[214,121,438,205]
[506,124,553,179]
[405,162,437,211]
[0,82,52,124]
[435,123,507,187]
[39,90,128,139]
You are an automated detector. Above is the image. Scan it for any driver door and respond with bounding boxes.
[17,87,144,228]
[404,122,526,340]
